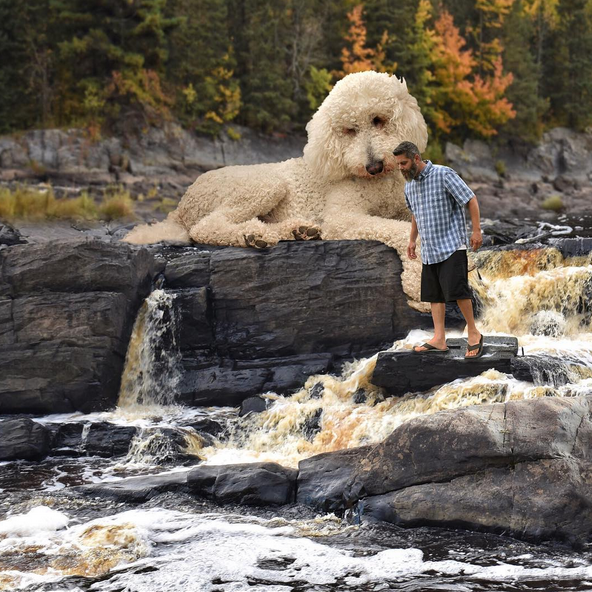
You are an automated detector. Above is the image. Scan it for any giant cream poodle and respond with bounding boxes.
[124,71,428,306]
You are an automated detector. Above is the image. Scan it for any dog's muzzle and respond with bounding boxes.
[365,161,384,175]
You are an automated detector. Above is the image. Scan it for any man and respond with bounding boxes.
[393,141,483,359]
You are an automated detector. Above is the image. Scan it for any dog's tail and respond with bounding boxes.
[122,212,191,245]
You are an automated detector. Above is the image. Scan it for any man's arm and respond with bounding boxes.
[467,196,482,251]
[407,215,419,259]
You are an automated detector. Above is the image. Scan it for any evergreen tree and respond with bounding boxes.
[50,0,178,130]
[544,0,592,129]
[167,0,240,134]
[0,0,57,131]
[501,0,547,142]
[362,0,418,79]
[228,0,296,132]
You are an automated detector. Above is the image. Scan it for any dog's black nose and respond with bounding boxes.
[366,161,384,175]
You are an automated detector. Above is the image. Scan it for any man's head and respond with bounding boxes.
[394,141,423,181]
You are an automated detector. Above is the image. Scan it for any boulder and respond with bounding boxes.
[0,418,49,461]
[77,470,192,502]
[0,222,26,246]
[295,395,592,543]
[77,461,297,506]
[371,336,519,396]
[187,462,297,506]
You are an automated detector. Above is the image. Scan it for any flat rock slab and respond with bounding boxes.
[77,462,297,506]
[372,336,520,396]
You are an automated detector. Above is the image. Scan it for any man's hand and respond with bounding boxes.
[470,229,483,251]
[407,240,417,259]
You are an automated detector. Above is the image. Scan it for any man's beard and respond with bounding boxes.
[401,162,419,181]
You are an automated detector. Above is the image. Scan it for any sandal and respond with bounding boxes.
[465,334,484,359]
[413,342,449,353]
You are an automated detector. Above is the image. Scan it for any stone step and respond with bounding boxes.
[371,336,520,396]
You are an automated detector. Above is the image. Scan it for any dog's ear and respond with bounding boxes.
[303,112,349,182]
[392,77,429,152]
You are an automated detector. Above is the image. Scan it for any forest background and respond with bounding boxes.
[1,0,591,161]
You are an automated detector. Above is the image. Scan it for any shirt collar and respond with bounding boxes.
[416,160,433,181]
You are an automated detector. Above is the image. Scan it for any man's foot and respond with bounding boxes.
[413,340,448,353]
[465,333,484,359]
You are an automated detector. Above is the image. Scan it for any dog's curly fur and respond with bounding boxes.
[123,71,428,305]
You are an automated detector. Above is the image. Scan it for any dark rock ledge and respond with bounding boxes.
[0,239,431,414]
[372,336,522,396]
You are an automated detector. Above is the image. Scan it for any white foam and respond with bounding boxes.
[0,506,69,538]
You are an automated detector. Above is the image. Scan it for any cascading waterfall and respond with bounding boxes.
[200,246,592,467]
[105,246,592,470]
[117,289,183,410]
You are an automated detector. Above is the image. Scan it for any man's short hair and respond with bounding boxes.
[393,141,421,159]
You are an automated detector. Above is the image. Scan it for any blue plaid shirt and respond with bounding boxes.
[404,161,475,264]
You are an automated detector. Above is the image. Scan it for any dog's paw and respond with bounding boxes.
[244,234,269,249]
[292,225,322,241]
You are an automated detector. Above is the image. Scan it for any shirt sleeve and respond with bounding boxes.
[404,186,411,210]
[444,169,474,206]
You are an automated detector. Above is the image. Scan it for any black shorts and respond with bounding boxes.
[421,250,472,303]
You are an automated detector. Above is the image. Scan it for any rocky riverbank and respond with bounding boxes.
[1,124,591,219]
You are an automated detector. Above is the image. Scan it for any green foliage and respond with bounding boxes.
[305,66,333,110]
[0,0,590,145]
[541,194,564,211]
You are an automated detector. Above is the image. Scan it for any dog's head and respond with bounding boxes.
[303,71,428,182]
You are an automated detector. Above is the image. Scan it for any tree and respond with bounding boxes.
[428,7,515,140]
[543,0,592,129]
[501,0,548,142]
[50,0,178,130]
[471,0,514,76]
[338,4,396,77]
[167,0,240,134]
[0,0,58,131]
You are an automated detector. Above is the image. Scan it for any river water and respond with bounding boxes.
[1,223,592,591]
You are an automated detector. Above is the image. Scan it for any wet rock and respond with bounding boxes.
[169,240,430,406]
[188,418,225,437]
[309,383,324,399]
[0,222,26,246]
[178,353,333,407]
[548,237,592,257]
[77,461,298,506]
[296,395,592,543]
[84,423,137,457]
[371,336,519,396]
[0,418,49,461]
[239,396,269,417]
[187,462,297,506]
[0,240,160,414]
[301,408,323,441]
[77,470,192,502]
[360,457,590,544]
[297,447,373,511]
[353,389,367,404]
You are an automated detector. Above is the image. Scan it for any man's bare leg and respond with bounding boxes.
[457,298,482,357]
[414,302,447,351]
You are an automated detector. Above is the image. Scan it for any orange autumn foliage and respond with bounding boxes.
[429,8,515,138]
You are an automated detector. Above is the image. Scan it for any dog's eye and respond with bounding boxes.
[343,127,357,136]
[372,116,385,128]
